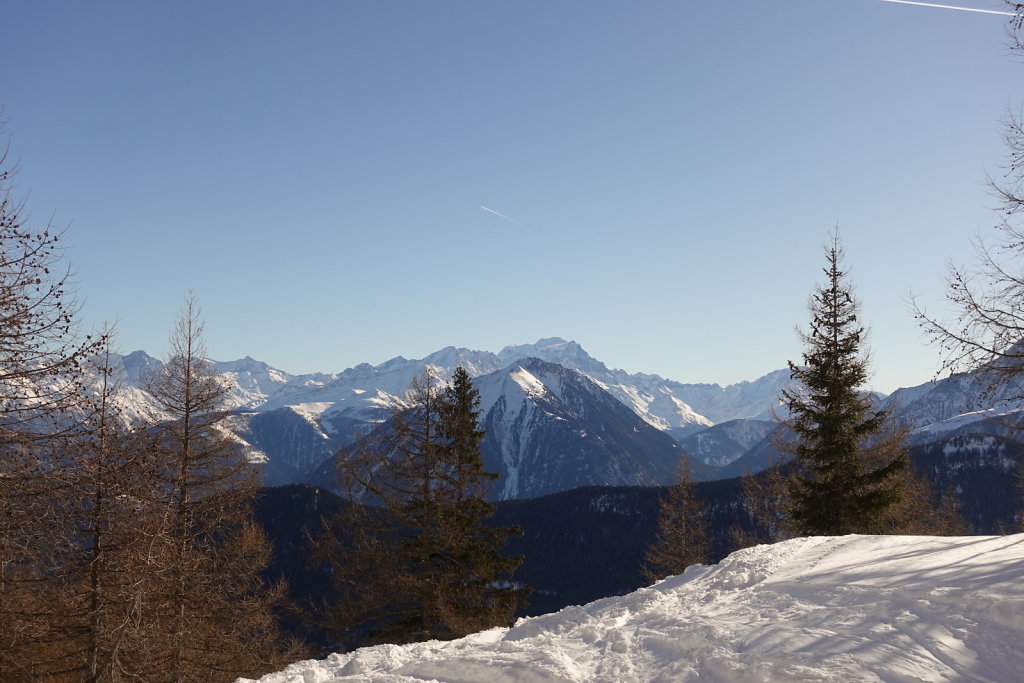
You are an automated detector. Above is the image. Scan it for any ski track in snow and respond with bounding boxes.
[241,534,1024,682]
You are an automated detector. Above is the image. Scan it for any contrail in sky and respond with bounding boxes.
[480,205,515,222]
[880,0,1020,16]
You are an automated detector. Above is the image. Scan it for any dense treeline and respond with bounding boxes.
[255,430,1022,631]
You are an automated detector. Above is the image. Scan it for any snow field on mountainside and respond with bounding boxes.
[242,534,1024,682]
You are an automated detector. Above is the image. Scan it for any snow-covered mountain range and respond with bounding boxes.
[113,337,792,435]
[106,336,1024,500]
[106,338,792,497]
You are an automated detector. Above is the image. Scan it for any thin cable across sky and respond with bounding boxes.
[880,0,1019,16]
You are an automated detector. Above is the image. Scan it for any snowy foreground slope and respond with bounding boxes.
[243,534,1024,683]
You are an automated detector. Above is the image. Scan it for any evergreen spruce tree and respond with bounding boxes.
[325,366,525,647]
[380,369,450,643]
[434,366,524,635]
[641,458,708,583]
[783,237,905,536]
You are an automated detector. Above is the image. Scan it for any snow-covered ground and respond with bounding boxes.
[242,534,1024,682]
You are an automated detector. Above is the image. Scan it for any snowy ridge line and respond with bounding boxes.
[110,338,1024,441]
[242,533,1024,682]
[107,338,796,436]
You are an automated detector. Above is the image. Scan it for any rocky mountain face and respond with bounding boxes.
[474,358,718,499]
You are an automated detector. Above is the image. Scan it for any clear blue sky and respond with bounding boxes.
[1,0,1019,393]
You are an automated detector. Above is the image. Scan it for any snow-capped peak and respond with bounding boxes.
[508,366,548,401]
[498,337,609,376]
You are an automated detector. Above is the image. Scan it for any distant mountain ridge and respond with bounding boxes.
[110,337,794,439]
[103,338,793,498]
[103,336,1024,502]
